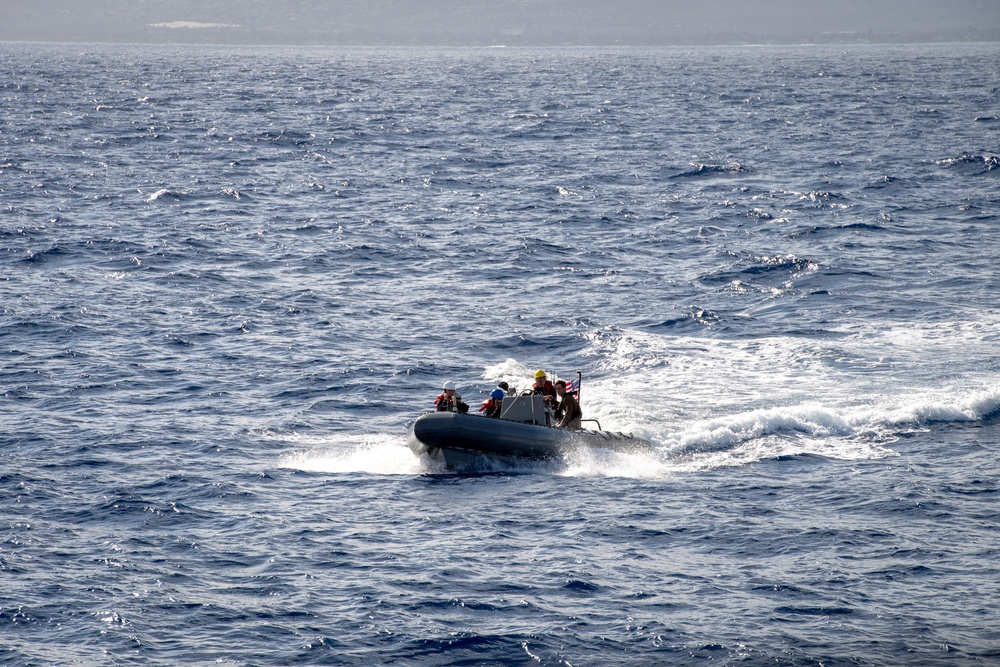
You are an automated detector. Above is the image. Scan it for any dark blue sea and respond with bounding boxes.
[2,41,999,666]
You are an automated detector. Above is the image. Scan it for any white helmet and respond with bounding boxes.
[442,381,456,391]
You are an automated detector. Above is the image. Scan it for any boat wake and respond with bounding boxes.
[274,384,999,479]
[277,433,429,475]
[275,324,999,478]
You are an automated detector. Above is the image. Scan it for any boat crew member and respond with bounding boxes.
[498,381,516,397]
[435,381,469,413]
[531,370,558,408]
[554,379,583,429]
[479,388,505,418]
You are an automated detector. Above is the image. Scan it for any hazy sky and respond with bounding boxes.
[3,0,999,45]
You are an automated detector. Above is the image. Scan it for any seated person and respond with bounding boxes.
[434,381,469,413]
[479,388,506,418]
[554,379,583,429]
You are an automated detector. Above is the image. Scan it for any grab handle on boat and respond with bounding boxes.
[581,418,602,431]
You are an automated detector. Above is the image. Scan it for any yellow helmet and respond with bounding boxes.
[534,369,546,379]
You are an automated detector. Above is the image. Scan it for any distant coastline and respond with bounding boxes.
[2,0,997,47]
[2,29,997,47]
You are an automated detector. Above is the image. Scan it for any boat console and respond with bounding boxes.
[498,395,553,426]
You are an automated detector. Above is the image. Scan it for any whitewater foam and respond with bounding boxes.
[277,433,431,475]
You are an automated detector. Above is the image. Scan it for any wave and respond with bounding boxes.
[647,307,721,329]
[22,246,69,264]
[144,188,184,203]
[220,187,249,200]
[252,129,313,147]
[698,252,818,287]
[671,162,756,179]
[884,388,1000,424]
[936,154,1000,175]
[667,387,999,452]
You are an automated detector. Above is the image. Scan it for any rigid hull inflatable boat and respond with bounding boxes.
[407,395,651,468]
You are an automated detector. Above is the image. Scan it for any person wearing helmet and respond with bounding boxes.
[479,387,506,418]
[435,381,469,413]
[554,379,583,429]
[531,369,558,408]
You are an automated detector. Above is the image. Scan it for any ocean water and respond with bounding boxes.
[1,41,999,665]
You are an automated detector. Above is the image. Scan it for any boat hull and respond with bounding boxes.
[407,411,651,467]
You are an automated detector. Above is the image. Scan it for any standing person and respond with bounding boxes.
[554,379,583,429]
[531,369,558,408]
[434,381,469,413]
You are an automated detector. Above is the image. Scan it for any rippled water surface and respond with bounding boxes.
[2,42,1000,665]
